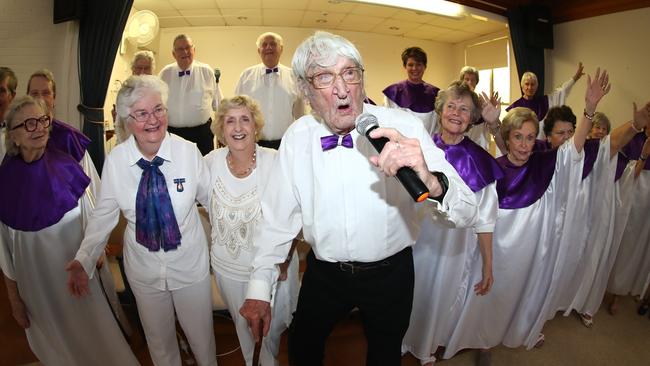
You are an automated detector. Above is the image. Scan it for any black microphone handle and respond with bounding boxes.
[364,125,430,202]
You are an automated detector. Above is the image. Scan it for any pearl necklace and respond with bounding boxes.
[227,150,256,177]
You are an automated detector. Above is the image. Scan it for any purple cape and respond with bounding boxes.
[50,119,91,162]
[0,121,91,231]
[616,131,650,180]
[433,134,504,192]
[506,96,550,121]
[382,80,439,113]
[496,149,558,209]
[581,139,600,180]
[533,138,599,180]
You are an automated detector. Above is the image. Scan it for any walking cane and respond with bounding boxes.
[252,322,263,366]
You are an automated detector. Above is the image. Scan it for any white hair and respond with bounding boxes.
[131,50,156,71]
[256,32,283,48]
[291,31,363,82]
[520,71,538,87]
[115,75,169,135]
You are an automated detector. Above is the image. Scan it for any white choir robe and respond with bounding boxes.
[385,96,436,135]
[402,182,498,363]
[444,139,583,356]
[608,162,650,299]
[0,154,137,366]
[554,138,622,318]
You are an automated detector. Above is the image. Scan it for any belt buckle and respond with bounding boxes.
[339,262,355,274]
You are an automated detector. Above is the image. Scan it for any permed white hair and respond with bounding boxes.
[115,75,169,140]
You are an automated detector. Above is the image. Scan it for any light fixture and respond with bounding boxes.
[316,19,327,23]
[346,0,465,19]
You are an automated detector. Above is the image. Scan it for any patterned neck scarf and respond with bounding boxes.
[135,156,182,252]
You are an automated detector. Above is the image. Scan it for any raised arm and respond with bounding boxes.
[548,62,584,108]
[610,101,650,158]
[575,68,610,153]
[634,132,650,178]
[480,91,506,154]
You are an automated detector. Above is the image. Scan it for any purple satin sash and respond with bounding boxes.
[615,153,629,182]
[0,146,90,231]
[581,139,601,179]
[382,80,439,113]
[496,149,558,209]
[50,119,91,162]
[506,96,550,121]
[533,139,552,152]
[615,131,650,181]
[433,134,504,192]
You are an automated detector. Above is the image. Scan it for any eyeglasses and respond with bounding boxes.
[174,45,194,53]
[307,67,364,89]
[11,115,51,132]
[129,105,167,123]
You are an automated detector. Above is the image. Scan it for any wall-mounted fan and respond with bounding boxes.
[121,10,159,53]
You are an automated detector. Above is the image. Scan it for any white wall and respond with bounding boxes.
[153,26,455,106]
[546,7,650,127]
[1,0,81,128]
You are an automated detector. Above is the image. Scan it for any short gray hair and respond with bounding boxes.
[459,66,479,84]
[592,112,611,134]
[115,75,169,139]
[291,31,364,83]
[256,32,283,48]
[434,81,481,130]
[173,34,193,47]
[500,107,539,149]
[131,50,156,72]
[5,95,48,156]
[520,71,538,88]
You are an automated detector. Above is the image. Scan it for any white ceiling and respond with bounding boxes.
[133,0,507,44]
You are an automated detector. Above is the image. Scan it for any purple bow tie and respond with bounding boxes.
[178,69,190,77]
[265,67,279,74]
[321,133,353,151]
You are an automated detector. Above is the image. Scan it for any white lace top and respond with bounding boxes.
[204,145,276,281]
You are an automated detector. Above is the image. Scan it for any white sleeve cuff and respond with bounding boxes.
[245,278,273,302]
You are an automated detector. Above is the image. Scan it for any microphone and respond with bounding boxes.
[355,113,430,203]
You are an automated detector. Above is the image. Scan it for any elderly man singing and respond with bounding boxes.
[239,31,477,365]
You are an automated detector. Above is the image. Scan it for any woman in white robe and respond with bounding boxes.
[204,95,299,366]
[402,82,503,365]
[550,109,649,326]
[608,129,650,312]
[444,68,610,359]
[0,96,138,365]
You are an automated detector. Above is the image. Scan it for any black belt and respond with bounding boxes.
[330,247,411,274]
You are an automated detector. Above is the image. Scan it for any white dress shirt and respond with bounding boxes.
[75,133,212,290]
[246,103,478,302]
[235,63,304,140]
[159,61,222,128]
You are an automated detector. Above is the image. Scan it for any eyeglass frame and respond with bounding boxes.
[306,67,365,89]
[128,104,168,123]
[10,114,51,132]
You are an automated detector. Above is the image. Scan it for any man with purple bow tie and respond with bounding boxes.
[239,31,477,366]
[235,32,304,150]
[159,34,222,155]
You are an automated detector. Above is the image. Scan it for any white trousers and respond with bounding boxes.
[215,256,298,366]
[129,275,217,366]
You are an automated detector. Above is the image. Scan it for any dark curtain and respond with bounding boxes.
[507,5,545,97]
[78,0,133,174]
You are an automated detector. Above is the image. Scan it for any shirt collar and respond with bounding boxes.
[126,132,172,166]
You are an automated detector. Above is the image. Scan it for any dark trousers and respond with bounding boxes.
[257,139,281,150]
[168,118,213,156]
[288,247,414,366]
